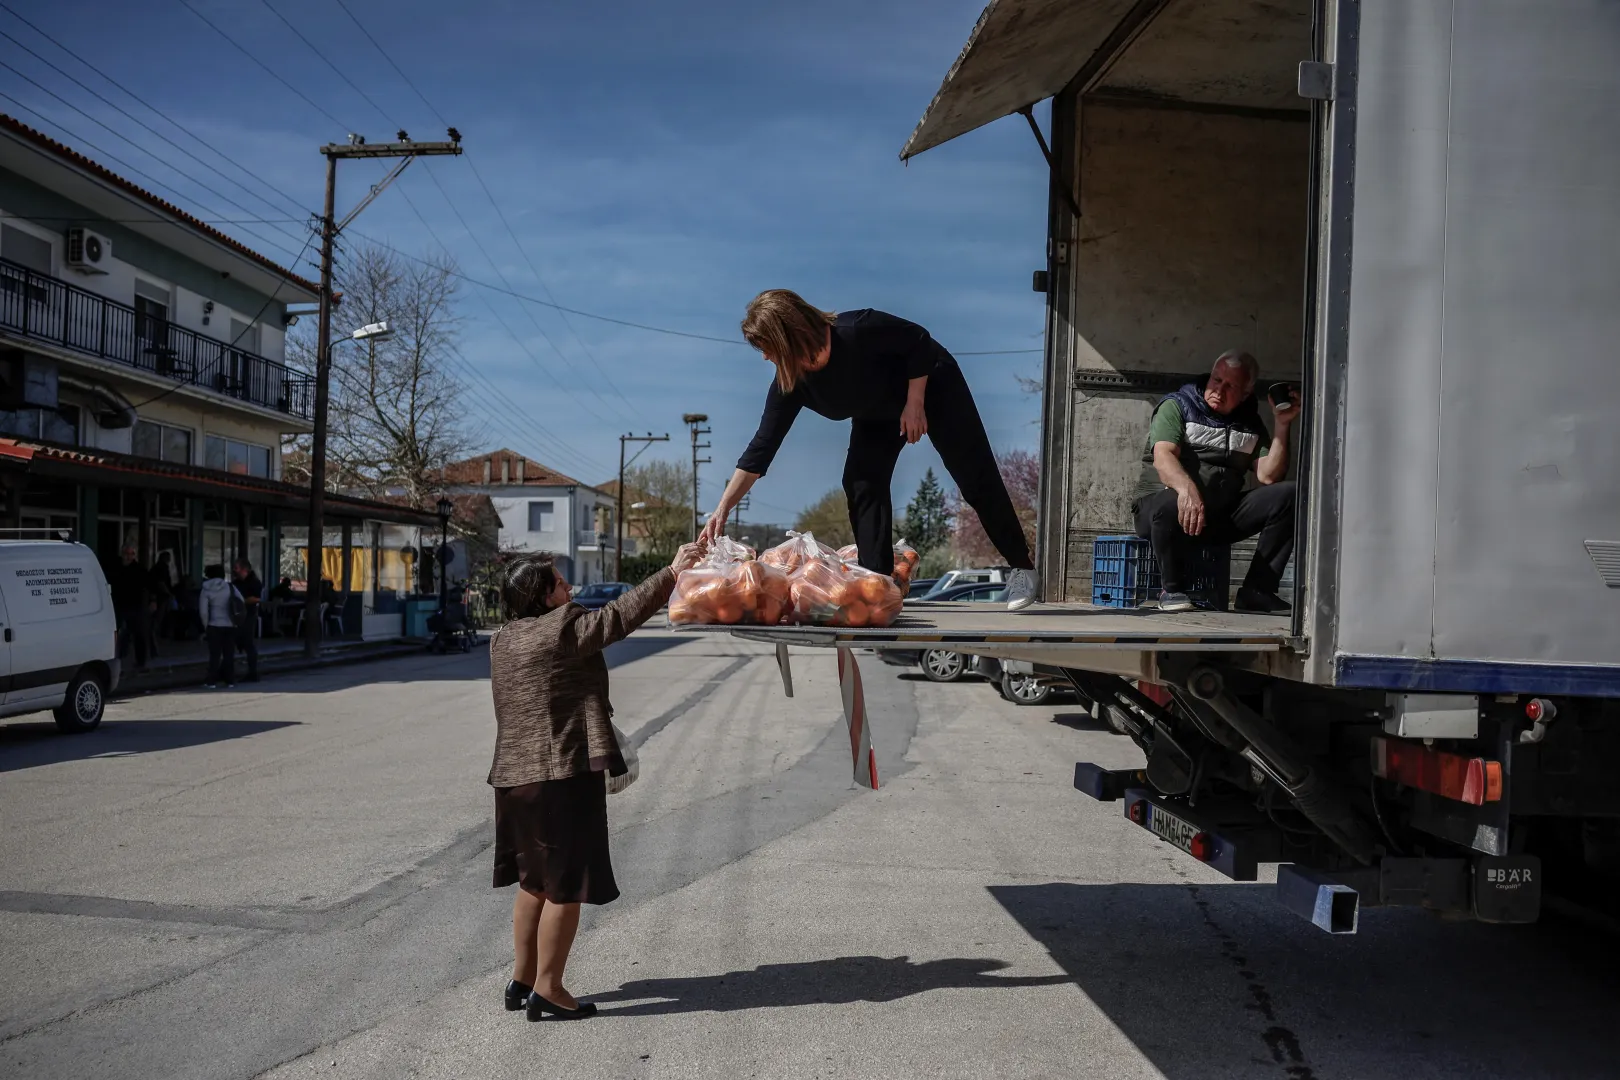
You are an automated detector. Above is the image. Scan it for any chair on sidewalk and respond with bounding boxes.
[295,602,327,639]
[323,599,345,638]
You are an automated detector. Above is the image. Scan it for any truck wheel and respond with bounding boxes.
[53,668,107,733]
[921,649,965,682]
[1000,672,1052,706]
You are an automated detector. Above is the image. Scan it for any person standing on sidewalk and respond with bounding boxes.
[232,559,262,682]
[108,544,150,671]
[702,290,1040,611]
[488,540,706,1021]
[197,564,243,689]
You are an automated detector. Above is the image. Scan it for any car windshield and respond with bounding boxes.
[576,584,616,599]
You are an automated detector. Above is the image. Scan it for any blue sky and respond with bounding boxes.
[1,0,1050,524]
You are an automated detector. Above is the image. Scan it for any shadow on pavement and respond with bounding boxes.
[0,718,298,773]
[990,881,1620,1080]
[1049,711,1115,733]
[593,956,1069,1015]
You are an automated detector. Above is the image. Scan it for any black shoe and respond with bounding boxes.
[1234,586,1291,614]
[504,980,532,1012]
[526,992,597,1021]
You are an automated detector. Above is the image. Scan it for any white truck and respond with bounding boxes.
[683,0,1620,933]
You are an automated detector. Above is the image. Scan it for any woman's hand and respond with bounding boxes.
[699,512,728,545]
[900,398,928,444]
[671,541,707,574]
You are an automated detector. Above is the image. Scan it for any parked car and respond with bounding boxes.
[573,582,631,610]
[974,657,1076,706]
[906,577,938,598]
[909,568,1010,603]
[0,539,119,732]
[879,582,1008,681]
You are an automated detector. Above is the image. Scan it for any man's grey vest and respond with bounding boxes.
[1131,381,1269,513]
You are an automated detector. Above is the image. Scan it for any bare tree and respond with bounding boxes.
[620,460,694,557]
[285,244,477,507]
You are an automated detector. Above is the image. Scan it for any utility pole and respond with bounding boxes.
[304,130,462,657]
[682,413,710,541]
[731,493,750,536]
[615,432,668,580]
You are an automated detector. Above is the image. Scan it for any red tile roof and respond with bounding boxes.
[0,113,321,297]
[437,449,589,489]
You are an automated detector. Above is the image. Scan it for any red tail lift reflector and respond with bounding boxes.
[1371,736,1502,806]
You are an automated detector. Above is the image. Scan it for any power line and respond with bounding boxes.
[331,0,448,126]
[413,164,637,426]
[254,0,398,128]
[316,0,645,423]
[0,89,310,265]
[173,0,347,130]
[0,24,311,238]
[459,155,645,421]
[0,0,312,220]
[390,181,625,431]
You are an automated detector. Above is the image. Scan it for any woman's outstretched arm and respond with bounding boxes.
[560,542,706,656]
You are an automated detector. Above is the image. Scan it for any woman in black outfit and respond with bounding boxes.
[701,289,1038,610]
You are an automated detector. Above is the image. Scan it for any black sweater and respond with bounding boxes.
[736,309,951,475]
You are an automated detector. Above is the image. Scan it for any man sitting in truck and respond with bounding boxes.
[1130,349,1298,614]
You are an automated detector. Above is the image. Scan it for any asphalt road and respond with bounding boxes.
[2,629,1617,1079]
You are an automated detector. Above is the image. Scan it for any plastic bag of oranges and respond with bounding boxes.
[835,539,922,597]
[767,533,904,628]
[668,536,791,626]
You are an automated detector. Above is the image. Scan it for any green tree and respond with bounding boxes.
[794,489,854,547]
[900,468,952,552]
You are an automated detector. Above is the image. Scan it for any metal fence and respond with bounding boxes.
[0,258,314,419]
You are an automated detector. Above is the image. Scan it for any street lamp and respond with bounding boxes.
[435,495,453,612]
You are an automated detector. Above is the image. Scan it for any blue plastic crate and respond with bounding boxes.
[1091,535,1230,610]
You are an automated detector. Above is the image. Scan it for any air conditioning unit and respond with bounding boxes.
[65,228,111,274]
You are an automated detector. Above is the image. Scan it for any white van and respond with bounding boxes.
[0,540,118,732]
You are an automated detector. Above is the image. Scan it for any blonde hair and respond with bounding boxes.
[741,289,836,393]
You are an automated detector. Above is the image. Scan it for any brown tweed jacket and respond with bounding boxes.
[486,568,677,788]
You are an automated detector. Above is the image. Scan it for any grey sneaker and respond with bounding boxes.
[1006,568,1040,611]
[1158,591,1194,613]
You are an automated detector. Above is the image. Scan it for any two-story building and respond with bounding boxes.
[438,449,617,584]
[0,114,436,636]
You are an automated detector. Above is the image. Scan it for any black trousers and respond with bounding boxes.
[116,604,149,667]
[235,618,258,679]
[844,357,1034,576]
[1133,481,1296,594]
[206,626,236,684]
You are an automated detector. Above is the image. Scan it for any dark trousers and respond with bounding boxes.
[206,626,236,685]
[844,358,1034,575]
[1134,481,1296,594]
[116,604,149,667]
[236,616,258,679]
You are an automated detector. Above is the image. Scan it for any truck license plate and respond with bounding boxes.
[1145,802,1201,854]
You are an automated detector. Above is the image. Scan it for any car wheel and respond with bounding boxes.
[1000,672,1052,706]
[921,649,965,682]
[53,668,107,733]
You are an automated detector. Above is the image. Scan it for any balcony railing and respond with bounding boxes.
[0,258,315,420]
[577,529,615,549]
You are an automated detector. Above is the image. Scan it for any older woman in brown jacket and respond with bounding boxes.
[489,543,704,1021]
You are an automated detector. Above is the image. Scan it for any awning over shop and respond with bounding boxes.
[901,0,1137,159]
[0,439,439,527]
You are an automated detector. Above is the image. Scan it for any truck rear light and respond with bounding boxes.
[1526,698,1556,723]
[1188,832,1212,860]
[1128,801,1147,825]
[1371,736,1502,806]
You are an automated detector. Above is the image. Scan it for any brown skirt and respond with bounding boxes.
[492,771,619,905]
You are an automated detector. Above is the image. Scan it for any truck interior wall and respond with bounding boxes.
[1059,99,1309,600]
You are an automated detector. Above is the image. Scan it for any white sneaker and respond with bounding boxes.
[1006,568,1040,611]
